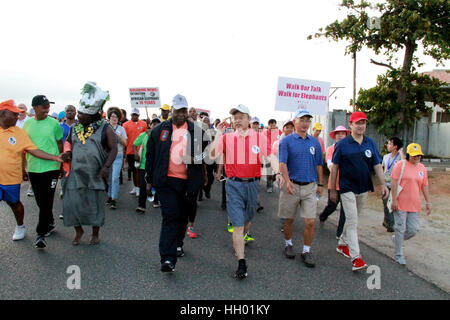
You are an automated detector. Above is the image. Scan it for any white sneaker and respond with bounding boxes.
[129,188,136,195]
[13,225,26,241]
[147,196,154,203]
[136,189,140,197]
[27,189,34,197]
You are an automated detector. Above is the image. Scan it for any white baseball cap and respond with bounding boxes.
[172,94,188,110]
[131,107,140,115]
[250,117,260,124]
[294,109,312,119]
[229,104,250,116]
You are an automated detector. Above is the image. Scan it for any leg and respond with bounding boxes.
[232,226,246,259]
[339,192,360,259]
[89,226,100,245]
[111,155,123,201]
[404,212,420,241]
[138,169,147,209]
[303,219,315,246]
[283,219,295,240]
[179,190,196,244]
[336,194,346,238]
[72,226,84,245]
[382,187,394,231]
[319,189,338,222]
[8,201,24,226]
[393,210,407,263]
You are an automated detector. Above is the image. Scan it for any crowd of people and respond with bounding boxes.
[0,82,432,279]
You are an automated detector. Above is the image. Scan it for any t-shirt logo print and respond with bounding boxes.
[419,171,424,178]
[365,149,372,158]
[160,130,169,141]
[310,146,315,155]
[252,145,260,154]
[8,137,16,145]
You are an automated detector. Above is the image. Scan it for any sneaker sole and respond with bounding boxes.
[336,248,351,258]
[35,242,46,249]
[161,265,175,272]
[352,264,368,271]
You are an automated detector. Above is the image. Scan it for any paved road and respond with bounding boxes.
[0,179,448,300]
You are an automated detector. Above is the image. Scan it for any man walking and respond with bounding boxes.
[381,137,403,232]
[278,109,323,267]
[146,94,208,273]
[0,100,62,242]
[23,95,64,249]
[123,107,147,197]
[210,104,271,279]
[330,111,389,271]
[60,105,77,144]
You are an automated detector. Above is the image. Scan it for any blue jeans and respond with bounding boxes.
[108,154,123,200]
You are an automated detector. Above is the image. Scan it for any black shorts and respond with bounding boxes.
[126,154,137,172]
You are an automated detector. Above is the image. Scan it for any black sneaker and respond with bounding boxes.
[257,205,264,213]
[35,236,47,249]
[161,260,175,272]
[176,247,185,257]
[301,251,315,268]
[235,259,248,279]
[106,197,112,205]
[45,225,55,237]
[284,245,296,259]
[110,200,117,210]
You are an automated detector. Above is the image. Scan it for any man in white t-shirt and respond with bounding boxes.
[15,104,29,128]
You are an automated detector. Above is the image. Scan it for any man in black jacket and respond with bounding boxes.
[145,94,208,272]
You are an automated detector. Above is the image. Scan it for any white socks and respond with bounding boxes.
[285,239,293,246]
[303,245,311,254]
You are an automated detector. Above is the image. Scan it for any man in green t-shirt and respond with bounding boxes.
[23,95,63,249]
[134,118,161,213]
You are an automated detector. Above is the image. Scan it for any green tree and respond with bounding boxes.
[308,0,449,142]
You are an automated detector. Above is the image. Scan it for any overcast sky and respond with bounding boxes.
[0,0,447,123]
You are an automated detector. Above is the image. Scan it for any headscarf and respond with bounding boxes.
[78,81,110,115]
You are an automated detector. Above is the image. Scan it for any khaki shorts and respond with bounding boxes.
[278,182,317,219]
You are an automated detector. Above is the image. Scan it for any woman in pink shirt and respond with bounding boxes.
[391,143,431,266]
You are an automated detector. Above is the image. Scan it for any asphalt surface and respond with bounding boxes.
[0,179,448,300]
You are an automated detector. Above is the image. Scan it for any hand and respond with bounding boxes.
[55,154,64,163]
[330,189,338,203]
[286,180,295,195]
[216,121,228,135]
[98,166,109,179]
[146,183,152,196]
[275,174,285,188]
[216,172,223,182]
[381,184,389,200]
[204,174,208,186]
[425,203,432,215]
[61,152,72,163]
[134,153,140,162]
[22,170,29,182]
[391,199,398,212]
[317,185,323,196]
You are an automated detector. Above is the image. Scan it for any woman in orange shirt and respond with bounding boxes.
[391,143,431,266]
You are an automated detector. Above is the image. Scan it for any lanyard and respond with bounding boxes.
[387,152,399,171]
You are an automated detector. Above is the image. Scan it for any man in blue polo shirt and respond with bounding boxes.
[278,109,323,268]
[330,111,388,271]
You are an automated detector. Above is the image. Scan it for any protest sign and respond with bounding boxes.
[275,77,330,115]
[129,87,161,109]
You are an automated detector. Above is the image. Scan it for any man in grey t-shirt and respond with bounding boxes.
[381,137,403,232]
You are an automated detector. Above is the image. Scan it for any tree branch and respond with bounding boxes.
[370,59,395,70]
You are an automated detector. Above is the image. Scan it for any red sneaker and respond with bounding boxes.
[352,257,368,271]
[336,245,350,258]
[187,227,198,239]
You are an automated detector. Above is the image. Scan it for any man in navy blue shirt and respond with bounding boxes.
[330,111,388,271]
[278,109,323,268]
[60,105,77,144]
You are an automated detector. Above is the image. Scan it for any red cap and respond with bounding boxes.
[0,100,25,114]
[349,111,368,123]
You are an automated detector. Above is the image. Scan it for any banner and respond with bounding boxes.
[129,87,161,109]
[275,77,330,115]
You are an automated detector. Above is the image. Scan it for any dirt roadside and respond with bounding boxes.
[317,171,450,293]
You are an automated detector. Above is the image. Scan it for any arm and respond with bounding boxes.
[391,177,399,212]
[316,165,323,196]
[208,121,226,159]
[98,126,118,179]
[28,149,62,163]
[280,162,294,195]
[330,164,339,203]
[422,185,431,215]
[374,163,389,200]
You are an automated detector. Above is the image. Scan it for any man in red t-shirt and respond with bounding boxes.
[209,104,276,279]
[123,108,147,196]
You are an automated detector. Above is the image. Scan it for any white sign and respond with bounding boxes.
[275,77,330,115]
[129,87,161,109]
